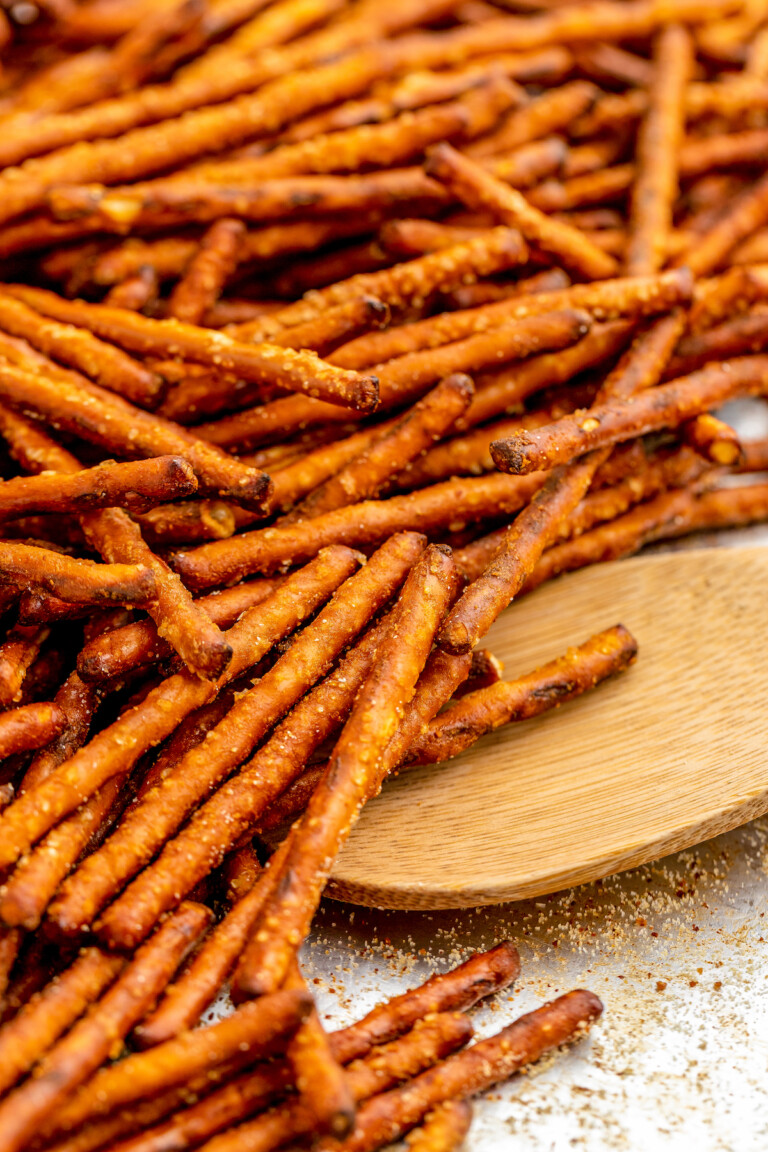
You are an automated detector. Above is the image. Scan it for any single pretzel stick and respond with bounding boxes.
[95,535,421,949]
[665,311,768,377]
[0,948,124,1096]
[0,456,198,521]
[168,218,246,325]
[408,625,638,765]
[0,542,157,606]
[0,902,212,1152]
[425,142,618,279]
[0,700,67,759]
[283,959,356,1139]
[490,355,768,475]
[285,375,474,522]
[234,544,462,997]
[0,548,358,873]
[681,412,744,465]
[104,266,158,311]
[171,472,549,591]
[625,23,691,275]
[136,499,238,545]
[325,990,603,1152]
[405,1101,473,1152]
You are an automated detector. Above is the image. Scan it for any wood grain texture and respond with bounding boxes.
[329,547,768,909]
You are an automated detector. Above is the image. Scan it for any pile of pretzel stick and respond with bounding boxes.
[1,0,768,1146]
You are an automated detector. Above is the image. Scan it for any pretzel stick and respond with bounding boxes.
[625,24,691,275]
[2,288,379,415]
[283,959,356,1139]
[665,311,768,377]
[0,948,124,1096]
[20,672,105,790]
[0,902,212,1152]
[0,293,163,408]
[59,536,418,943]
[491,355,768,474]
[285,375,473,522]
[168,218,246,325]
[0,928,21,1007]
[0,456,198,521]
[0,701,66,758]
[235,544,462,996]
[0,548,358,873]
[405,1101,473,1152]
[425,142,618,279]
[221,843,262,911]
[681,412,744,465]
[408,625,637,765]
[329,990,602,1152]
[77,577,281,682]
[136,499,238,545]
[468,79,596,158]
[171,473,550,591]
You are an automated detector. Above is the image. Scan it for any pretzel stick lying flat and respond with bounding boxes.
[0,362,271,510]
[491,355,768,475]
[681,412,744,465]
[38,990,312,1145]
[171,472,550,591]
[183,1014,474,1152]
[0,902,212,1152]
[283,959,356,1139]
[2,288,379,415]
[0,293,163,408]
[77,577,281,681]
[20,672,104,790]
[93,534,422,949]
[326,990,602,1152]
[0,701,67,759]
[405,1101,473,1152]
[284,374,474,522]
[665,311,768,377]
[234,545,462,997]
[168,218,246,325]
[0,543,156,606]
[625,24,692,276]
[0,948,124,1096]
[0,548,356,875]
[105,267,159,311]
[115,618,393,975]
[675,169,768,276]
[425,142,618,279]
[136,499,238,545]
[407,625,637,766]
[0,455,198,521]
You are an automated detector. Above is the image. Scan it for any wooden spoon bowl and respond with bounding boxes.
[329,546,768,909]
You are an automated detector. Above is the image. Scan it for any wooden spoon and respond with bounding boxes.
[329,546,768,909]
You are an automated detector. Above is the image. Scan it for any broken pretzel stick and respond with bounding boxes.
[0,701,67,760]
